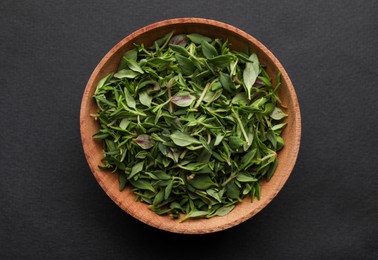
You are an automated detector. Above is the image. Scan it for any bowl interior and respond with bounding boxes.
[80,18,301,234]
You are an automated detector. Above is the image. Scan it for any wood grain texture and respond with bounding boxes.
[80,18,301,234]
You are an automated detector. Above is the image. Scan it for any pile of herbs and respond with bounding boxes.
[92,32,287,221]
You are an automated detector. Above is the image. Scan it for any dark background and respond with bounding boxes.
[1,0,377,259]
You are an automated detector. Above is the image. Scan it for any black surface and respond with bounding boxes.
[1,0,378,259]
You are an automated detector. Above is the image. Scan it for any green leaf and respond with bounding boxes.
[124,58,144,74]
[170,131,201,147]
[169,44,190,56]
[266,157,278,181]
[124,48,138,60]
[219,72,235,94]
[243,53,260,99]
[95,73,113,94]
[209,205,235,217]
[158,143,180,163]
[119,118,130,130]
[94,95,116,108]
[153,190,165,206]
[250,97,267,110]
[139,91,152,107]
[236,173,258,182]
[270,107,288,120]
[207,54,234,68]
[271,122,287,132]
[231,92,249,106]
[128,161,144,179]
[180,210,210,222]
[149,170,171,180]
[119,173,127,191]
[129,179,155,192]
[186,33,212,44]
[171,91,196,107]
[114,69,139,79]
[189,175,216,190]
[123,87,136,109]
[276,135,285,150]
[226,181,240,200]
[206,189,222,203]
[240,148,257,170]
[154,32,173,48]
[165,180,173,200]
[257,75,272,87]
[175,54,196,75]
[229,136,246,149]
[255,181,261,200]
[214,134,224,146]
[178,163,208,172]
[201,41,218,58]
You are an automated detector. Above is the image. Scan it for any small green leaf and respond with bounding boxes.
[206,189,222,203]
[165,180,173,200]
[226,181,240,200]
[119,118,130,130]
[243,53,260,99]
[207,54,234,68]
[271,122,287,132]
[240,148,257,170]
[119,173,127,191]
[257,75,272,87]
[129,179,155,192]
[231,92,249,105]
[276,136,285,150]
[124,58,144,74]
[270,107,288,120]
[175,54,196,75]
[152,170,172,180]
[95,73,113,94]
[214,134,224,146]
[255,181,261,200]
[124,48,138,60]
[170,131,201,147]
[209,205,235,217]
[114,69,139,79]
[229,136,246,149]
[139,91,152,107]
[180,210,210,222]
[189,175,216,190]
[169,44,190,56]
[201,41,218,58]
[186,33,212,44]
[123,87,136,109]
[219,72,235,94]
[153,190,165,206]
[178,163,208,172]
[128,161,144,179]
[236,173,258,182]
[266,158,278,181]
[250,97,267,110]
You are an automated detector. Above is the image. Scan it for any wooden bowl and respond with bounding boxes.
[80,18,301,234]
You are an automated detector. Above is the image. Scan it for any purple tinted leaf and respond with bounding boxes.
[170,34,188,46]
[133,134,155,149]
[171,91,196,107]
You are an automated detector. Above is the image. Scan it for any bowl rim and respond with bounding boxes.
[80,17,301,234]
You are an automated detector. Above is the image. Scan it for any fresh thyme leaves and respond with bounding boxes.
[92,32,287,221]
